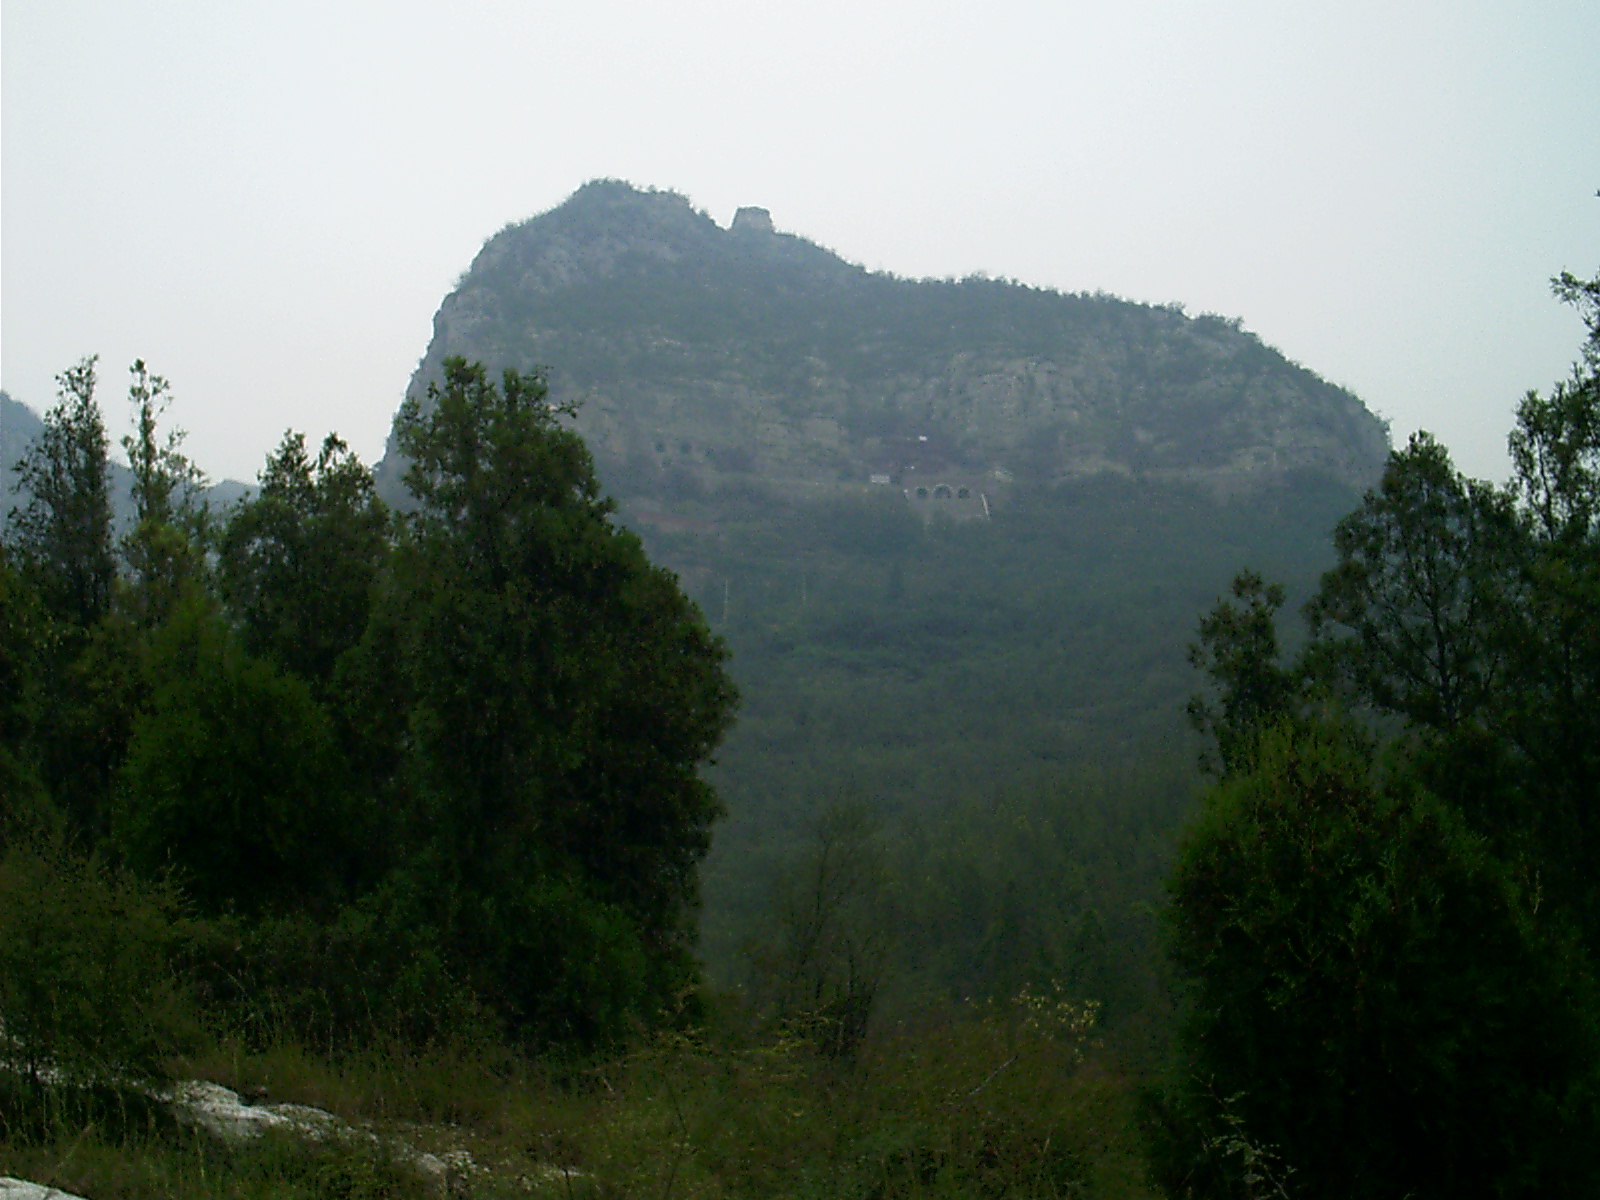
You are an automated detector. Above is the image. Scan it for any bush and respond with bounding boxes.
[180,892,485,1053]
[1166,723,1600,1198]
[0,835,192,1090]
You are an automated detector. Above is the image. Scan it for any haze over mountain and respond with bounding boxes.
[380,180,1389,508]
[379,180,1396,990]
[1,392,46,508]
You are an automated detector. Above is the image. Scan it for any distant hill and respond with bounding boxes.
[380,179,1388,505]
[379,181,1395,993]
[2,392,47,509]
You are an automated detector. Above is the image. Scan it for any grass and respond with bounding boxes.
[0,998,1161,1200]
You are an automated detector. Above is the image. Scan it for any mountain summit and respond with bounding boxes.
[383,179,1388,501]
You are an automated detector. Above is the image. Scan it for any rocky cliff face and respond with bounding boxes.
[382,179,1388,501]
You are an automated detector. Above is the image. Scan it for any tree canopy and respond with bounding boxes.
[1169,267,1600,1197]
[0,354,737,1048]
[376,357,738,1038]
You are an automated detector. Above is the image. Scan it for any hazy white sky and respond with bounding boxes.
[4,0,1597,484]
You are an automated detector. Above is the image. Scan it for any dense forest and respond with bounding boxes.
[1160,266,1600,1197]
[387,178,1395,1050]
[3,355,735,1048]
[4,244,1598,1196]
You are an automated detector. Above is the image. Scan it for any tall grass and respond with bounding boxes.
[2,997,1158,1200]
[0,833,1160,1198]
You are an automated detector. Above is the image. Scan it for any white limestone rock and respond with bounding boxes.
[0,1180,92,1200]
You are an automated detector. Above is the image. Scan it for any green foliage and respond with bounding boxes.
[5,355,115,631]
[521,1012,1150,1200]
[219,432,389,690]
[0,834,192,1089]
[1307,431,1520,731]
[185,899,480,1053]
[2,1002,1157,1200]
[1186,571,1298,777]
[888,768,1190,1036]
[455,868,660,1045]
[1,1116,435,1200]
[0,545,53,828]
[373,356,737,1041]
[34,605,146,843]
[119,359,209,628]
[113,592,358,916]
[1497,324,1600,915]
[1300,270,1600,921]
[1168,723,1600,1198]
[5,352,744,1055]
[1168,267,1600,1199]
[694,471,1355,1019]
[1514,267,1600,543]
[745,801,892,1057]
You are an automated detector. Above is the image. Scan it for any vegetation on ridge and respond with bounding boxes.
[390,179,1388,503]
[1157,266,1600,1197]
[1,188,1594,1198]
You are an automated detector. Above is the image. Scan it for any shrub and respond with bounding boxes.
[0,835,191,1090]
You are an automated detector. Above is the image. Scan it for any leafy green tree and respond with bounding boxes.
[0,547,52,833]
[119,359,208,627]
[1185,570,1298,776]
[1296,272,1600,909]
[3,359,132,842]
[1169,722,1600,1199]
[1511,375,1600,544]
[5,356,114,631]
[381,357,737,1039]
[219,431,389,690]
[1306,432,1519,732]
[1169,265,1600,1199]
[1496,271,1600,919]
[112,591,357,915]
[1292,432,1541,864]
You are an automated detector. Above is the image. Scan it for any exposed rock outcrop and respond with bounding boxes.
[379,179,1388,505]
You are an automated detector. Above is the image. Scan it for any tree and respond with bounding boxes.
[1497,270,1600,919]
[380,357,737,1040]
[5,356,114,631]
[748,800,892,1057]
[4,359,127,843]
[1510,373,1600,544]
[0,833,190,1091]
[0,547,52,833]
[1168,722,1600,1199]
[1306,432,1519,732]
[120,359,207,627]
[1169,261,1600,1198]
[112,591,357,915]
[1300,272,1600,914]
[219,431,389,690]
[1185,570,1298,777]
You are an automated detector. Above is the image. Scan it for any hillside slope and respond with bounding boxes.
[380,181,1391,998]
[381,179,1388,504]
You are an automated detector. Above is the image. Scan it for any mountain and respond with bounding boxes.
[382,181,1392,998]
[380,179,1388,507]
[2,392,47,509]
